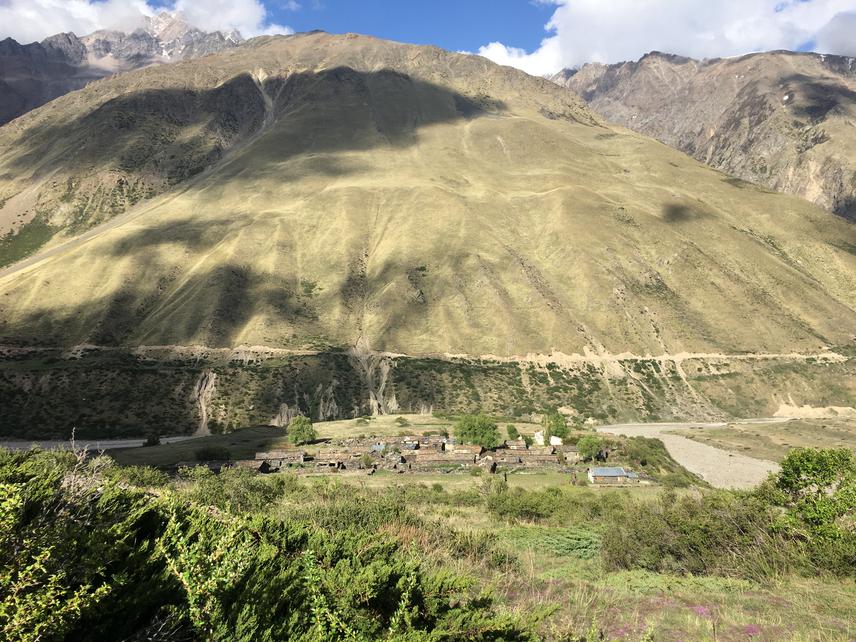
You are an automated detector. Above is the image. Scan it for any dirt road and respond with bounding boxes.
[597,421,782,489]
[0,435,195,452]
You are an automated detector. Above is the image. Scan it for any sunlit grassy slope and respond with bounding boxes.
[1,32,855,357]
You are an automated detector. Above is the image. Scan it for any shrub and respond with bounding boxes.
[112,465,169,488]
[288,416,316,445]
[506,424,519,440]
[0,450,536,640]
[487,487,564,522]
[455,415,500,448]
[184,466,289,514]
[394,416,410,427]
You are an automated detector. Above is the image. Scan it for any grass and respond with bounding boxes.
[0,216,56,268]
[109,425,289,466]
[670,418,856,462]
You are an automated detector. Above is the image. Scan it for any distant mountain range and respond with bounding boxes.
[552,51,856,219]
[0,11,242,125]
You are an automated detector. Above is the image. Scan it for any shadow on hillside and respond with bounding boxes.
[781,74,856,122]
[10,66,506,182]
[662,202,710,223]
[0,68,512,348]
[0,246,451,349]
[834,196,856,222]
[0,261,315,347]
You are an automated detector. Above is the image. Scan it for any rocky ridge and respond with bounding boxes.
[0,11,243,126]
[553,50,856,219]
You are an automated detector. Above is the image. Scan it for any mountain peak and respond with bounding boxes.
[0,14,245,126]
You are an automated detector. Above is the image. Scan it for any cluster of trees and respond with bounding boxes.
[454,415,500,448]
[540,410,569,441]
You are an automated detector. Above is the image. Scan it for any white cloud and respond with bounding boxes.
[478,0,856,75]
[0,0,291,44]
[815,11,856,56]
[174,0,292,37]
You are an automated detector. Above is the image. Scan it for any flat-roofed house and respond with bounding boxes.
[413,451,476,466]
[517,446,558,465]
[587,467,639,484]
[444,443,483,455]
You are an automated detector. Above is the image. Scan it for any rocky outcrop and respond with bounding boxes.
[0,12,243,126]
[192,369,217,435]
[553,51,856,219]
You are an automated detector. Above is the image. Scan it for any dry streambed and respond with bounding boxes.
[597,421,782,489]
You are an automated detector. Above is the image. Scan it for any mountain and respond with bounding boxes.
[553,51,856,219]
[0,32,855,436]
[0,12,243,126]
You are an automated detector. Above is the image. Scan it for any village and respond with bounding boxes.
[218,431,648,486]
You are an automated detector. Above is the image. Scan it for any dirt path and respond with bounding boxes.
[597,421,782,489]
[0,435,196,452]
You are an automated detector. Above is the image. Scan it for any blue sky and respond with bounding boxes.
[271,0,555,53]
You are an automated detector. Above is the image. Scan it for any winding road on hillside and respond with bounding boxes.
[597,420,783,489]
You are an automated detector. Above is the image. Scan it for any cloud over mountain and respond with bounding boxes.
[0,0,291,44]
[479,0,856,75]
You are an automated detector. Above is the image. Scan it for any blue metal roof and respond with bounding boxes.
[589,466,628,477]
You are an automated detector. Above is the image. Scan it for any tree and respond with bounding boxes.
[506,424,519,441]
[454,415,499,448]
[288,416,316,445]
[577,435,605,461]
[541,410,569,440]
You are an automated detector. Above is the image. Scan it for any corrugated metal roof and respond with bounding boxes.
[589,466,628,477]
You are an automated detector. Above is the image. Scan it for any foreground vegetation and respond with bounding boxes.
[1,444,854,640]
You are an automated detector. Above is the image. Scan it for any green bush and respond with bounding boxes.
[0,449,537,641]
[184,466,291,514]
[110,465,170,488]
[288,416,316,445]
[506,424,519,440]
[576,436,604,461]
[487,487,564,522]
[600,448,856,579]
[455,414,500,448]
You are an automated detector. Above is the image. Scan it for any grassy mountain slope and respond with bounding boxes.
[0,33,856,436]
[554,51,856,219]
[1,32,855,358]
